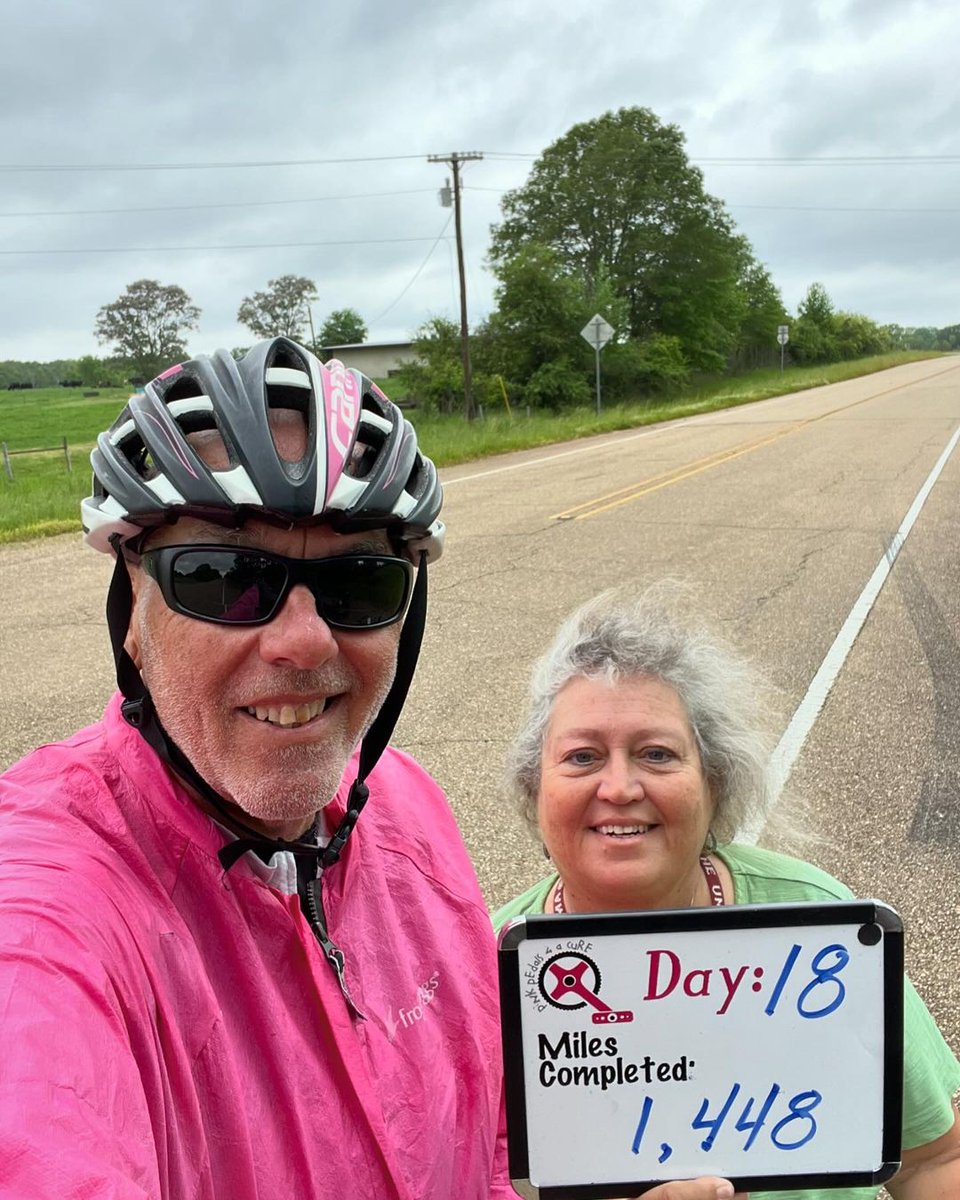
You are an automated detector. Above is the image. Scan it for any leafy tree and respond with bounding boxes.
[236,274,318,341]
[732,260,788,368]
[76,355,103,388]
[602,335,689,400]
[789,282,839,364]
[798,281,835,328]
[484,244,607,385]
[833,312,891,359]
[94,280,200,381]
[936,324,960,350]
[318,307,368,348]
[903,326,940,350]
[490,106,750,370]
[393,318,464,413]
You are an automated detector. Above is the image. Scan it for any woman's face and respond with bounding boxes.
[538,673,714,912]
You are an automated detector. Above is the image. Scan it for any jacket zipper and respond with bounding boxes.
[303,872,365,1019]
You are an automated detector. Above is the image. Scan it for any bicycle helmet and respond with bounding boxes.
[84,338,444,911]
[82,336,443,560]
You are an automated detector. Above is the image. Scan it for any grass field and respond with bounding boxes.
[0,351,945,544]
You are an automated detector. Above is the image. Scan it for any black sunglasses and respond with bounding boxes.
[135,544,414,629]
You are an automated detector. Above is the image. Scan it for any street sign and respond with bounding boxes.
[580,314,615,415]
[581,314,614,350]
[777,324,789,345]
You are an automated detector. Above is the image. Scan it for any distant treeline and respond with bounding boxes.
[2,321,956,396]
[0,355,130,391]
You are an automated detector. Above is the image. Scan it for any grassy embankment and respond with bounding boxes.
[0,350,945,545]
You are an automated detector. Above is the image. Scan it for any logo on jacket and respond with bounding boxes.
[384,972,441,1040]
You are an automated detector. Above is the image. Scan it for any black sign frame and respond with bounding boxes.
[498,900,903,1199]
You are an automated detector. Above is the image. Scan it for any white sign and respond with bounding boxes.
[777,324,790,345]
[498,902,902,1198]
[581,314,614,350]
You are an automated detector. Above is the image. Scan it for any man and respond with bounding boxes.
[0,338,738,1200]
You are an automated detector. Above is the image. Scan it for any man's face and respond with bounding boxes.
[125,413,402,839]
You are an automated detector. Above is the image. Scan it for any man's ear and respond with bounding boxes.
[123,559,145,670]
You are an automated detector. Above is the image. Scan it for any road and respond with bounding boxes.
[2,356,959,1062]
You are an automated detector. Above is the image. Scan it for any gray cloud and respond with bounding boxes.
[1,0,957,363]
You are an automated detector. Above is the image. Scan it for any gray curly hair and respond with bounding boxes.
[506,584,775,846]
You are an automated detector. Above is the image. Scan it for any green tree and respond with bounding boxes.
[318,308,368,349]
[936,324,960,350]
[490,106,750,370]
[237,275,318,341]
[732,260,788,368]
[393,318,464,413]
[790,282,838,364]
[485,244,604,383]
[903,326,940,350]
[833,312,891,359]
[94,279,201,382]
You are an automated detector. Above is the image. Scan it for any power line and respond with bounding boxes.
[369,213,454,324]
[0,235,454,257]
[0,188,435,220]
[0,153,433,174]
[485,151,960,165]
[1,150,958,175]
[729,202,960,213]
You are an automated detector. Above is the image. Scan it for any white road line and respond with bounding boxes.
[744,423,960,844]
[439,422,686,486]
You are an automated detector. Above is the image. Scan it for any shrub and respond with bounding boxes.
[521,359,592,410]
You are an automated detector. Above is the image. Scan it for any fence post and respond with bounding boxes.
[1,442,11,481]
[62,436,72,473]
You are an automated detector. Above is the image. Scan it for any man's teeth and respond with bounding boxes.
[247,700,325,728]
[595,824,651,837]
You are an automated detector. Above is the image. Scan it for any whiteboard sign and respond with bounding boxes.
[498,901,902,1198]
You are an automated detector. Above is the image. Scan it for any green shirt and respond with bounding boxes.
[492,842,960,1200]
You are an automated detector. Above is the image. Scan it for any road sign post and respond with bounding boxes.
[777,324,789,372]
[581,314,615,415]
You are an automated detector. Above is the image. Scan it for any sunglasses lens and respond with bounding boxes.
[315,558,411,628]
[170,549,284,623]
[154,548,412,628]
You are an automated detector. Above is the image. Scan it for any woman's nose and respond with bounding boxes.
[595,756,643,803]
[256,584,338,669]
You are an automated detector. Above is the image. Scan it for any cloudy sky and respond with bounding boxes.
[2,0,958,364]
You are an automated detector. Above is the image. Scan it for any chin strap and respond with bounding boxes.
[106,545,429,874]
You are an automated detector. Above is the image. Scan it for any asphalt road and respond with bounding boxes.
[2,356,958,1065]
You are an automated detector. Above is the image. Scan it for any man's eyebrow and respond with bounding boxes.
[349,535,394,554]
[179,526,393,554]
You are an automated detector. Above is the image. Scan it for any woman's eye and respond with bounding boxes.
[643,747,673,763]
[566,750,596,766]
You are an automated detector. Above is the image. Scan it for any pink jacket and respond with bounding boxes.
[0,694,512,1199]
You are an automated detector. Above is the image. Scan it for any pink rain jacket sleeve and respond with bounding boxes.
[0,694,515,1199]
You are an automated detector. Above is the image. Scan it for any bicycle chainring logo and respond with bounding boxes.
[537,951,634,1024]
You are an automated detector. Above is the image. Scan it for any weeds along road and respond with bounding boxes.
[2,355,959,1057]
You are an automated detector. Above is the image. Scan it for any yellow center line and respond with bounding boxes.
[550,432,785,521]
[552,361,960,523]
[568,423,804,520]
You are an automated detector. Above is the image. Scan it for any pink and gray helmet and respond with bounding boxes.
[83,337,444,877]
[82,337,444,559]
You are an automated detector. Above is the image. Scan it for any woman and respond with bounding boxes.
[493,588,960,1200]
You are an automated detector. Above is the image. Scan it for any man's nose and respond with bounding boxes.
[256,584,338,669]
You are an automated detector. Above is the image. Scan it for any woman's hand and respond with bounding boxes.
[886,1110,960,1198]
[624,1178,745,1200]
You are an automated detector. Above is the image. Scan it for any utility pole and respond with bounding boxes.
[428,151,483,420]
